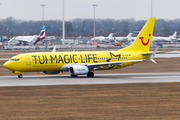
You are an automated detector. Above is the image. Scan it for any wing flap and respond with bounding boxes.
[61,59,144,71]
[87,59,144,67]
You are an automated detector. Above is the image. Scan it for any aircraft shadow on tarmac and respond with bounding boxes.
[7,73,180,80]
[15,75,121,79]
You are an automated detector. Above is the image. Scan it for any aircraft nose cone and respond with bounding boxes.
[3,61,12,70]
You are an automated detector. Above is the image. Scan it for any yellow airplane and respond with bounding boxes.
[3,17,157,78]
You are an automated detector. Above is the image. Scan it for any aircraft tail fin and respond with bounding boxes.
[172,31,177,37]
[127,33,132,38]
[118,17,156,52]
[33,26,46,45]
[52,45,56,52]
[107,33,113,39]
[39,26,46,36]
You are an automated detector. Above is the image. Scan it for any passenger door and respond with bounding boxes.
[25,55,31,65]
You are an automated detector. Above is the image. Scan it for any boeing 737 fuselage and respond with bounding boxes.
[3,17,157,78]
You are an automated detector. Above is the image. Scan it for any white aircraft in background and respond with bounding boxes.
[113,33,133,42]
[128,31,178,43]
[8,26,46,45]
[91,33,113,42]
[152,31,177,42]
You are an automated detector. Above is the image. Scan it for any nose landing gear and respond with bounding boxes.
[18,74,23,78]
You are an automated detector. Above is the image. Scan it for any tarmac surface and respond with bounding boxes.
[0,73,180,86]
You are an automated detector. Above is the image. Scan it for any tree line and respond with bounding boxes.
[1,17,180,38]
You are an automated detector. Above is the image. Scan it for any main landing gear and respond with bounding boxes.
[18,74,23,78]
[87,72,94,77]
[70,72,94,77]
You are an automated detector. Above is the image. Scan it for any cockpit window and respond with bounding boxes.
[10,59,20,61]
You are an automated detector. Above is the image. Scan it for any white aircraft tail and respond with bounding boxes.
[107,33,114,40]
[172,31,177,37]
[108,33,113,38]
[127,33,132,38]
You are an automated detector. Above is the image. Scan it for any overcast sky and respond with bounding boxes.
[0,0,179,21]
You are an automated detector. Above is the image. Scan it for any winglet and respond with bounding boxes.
[148,47,158,64]
[52,45,56,52]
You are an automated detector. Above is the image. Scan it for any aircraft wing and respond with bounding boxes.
[62,59,144,71]
[87,59,143,67]
[11,36,37,44]
[42,36,56,41]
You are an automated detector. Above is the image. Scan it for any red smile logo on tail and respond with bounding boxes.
[139,33,151,46]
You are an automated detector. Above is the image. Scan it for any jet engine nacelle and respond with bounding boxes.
[43,71,60,74]
[69,65,89,75]
[15,41,21,46]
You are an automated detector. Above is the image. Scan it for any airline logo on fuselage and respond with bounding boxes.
[31,52,123,65]
[106,52,121,69]
[32,54,99,65]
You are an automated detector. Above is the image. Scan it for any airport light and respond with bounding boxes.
[76,26,78,39]
[62,0,65,47]
[30,29,32,35]
[92,4,97,40]
[6,29,9,39]
[112,28,114,32]
[51,26,53,35]
[9,31,11,39]
[151,0,152,17]
[40,4,46,26]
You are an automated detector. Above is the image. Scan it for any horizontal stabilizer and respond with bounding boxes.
[142,53,152,56]
[147,47,158,64]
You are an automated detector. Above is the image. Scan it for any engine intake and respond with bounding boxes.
[69,65,89,75]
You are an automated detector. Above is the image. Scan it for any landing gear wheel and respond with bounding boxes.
[18,74,23,78]
[87,72,94,77]
[71,75,77,77]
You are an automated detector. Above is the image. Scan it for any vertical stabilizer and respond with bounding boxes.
[118,17,156,52]
[172,31,177,37]
[127,33,132,38]
[39,26,46,36]
[107,33,114,39]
